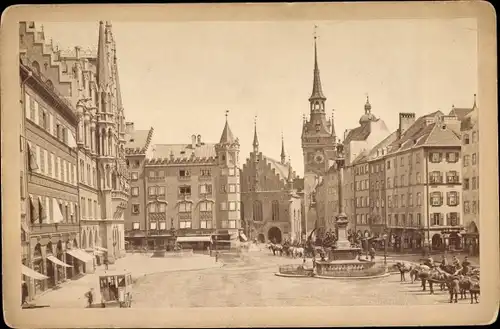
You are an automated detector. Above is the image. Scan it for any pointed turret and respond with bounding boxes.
[309,35,326,102]
[97,21,110,92]
[219,110,235,144]
[331,109,336,138]
[280,132,286,164]
[114,55,123,111]
[287,157,294,190]
[252,116,259,153]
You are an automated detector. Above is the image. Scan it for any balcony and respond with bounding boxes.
[429,177,444,184]
[198,175,212,181]
[178,175,191,181]
[148,176,165,182]
[446,177,460,184]
[112,190,129,202]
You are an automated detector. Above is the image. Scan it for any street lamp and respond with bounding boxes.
[382,233,388,265]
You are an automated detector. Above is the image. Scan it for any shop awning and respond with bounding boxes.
[95,247,108,252]
[22,265,48,280]
[176,236,212,243]
[67,249,94,262]
[47,255,72,268]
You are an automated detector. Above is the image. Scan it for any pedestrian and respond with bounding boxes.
[21,282,28,306]
[215,251,219,263]
[85,288,94,308]
[104,257,109,270]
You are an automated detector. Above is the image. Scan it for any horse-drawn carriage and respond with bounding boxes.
[87,271,133,308]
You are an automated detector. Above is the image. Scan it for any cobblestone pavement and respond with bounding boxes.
[131,250,478,308]
[32,253,222,308]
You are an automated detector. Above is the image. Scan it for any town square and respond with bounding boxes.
[14,16,481,310]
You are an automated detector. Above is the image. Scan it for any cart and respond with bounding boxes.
[89,270,133,308]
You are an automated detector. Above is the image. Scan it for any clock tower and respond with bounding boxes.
[301,28,337,235]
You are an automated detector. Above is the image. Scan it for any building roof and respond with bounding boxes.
[386,110,461,154]
[125,127,154,155]
[263,155,292,182]
[449,107,473,121]
[367,130,399,160]
[344,122,372,144]
[219,119,236,144]
[148,143,217,162]
[351,149,370,165]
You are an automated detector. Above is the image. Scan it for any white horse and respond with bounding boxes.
[293,247,304,259]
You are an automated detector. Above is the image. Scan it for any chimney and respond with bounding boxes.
[191,134,196,148]
[440,115,460,134]
[125,122,134,134]
[197,134,202,146]
[398,113,416,137]
[75,46,81,59]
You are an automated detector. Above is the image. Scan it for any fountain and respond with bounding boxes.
[276,142,389,279]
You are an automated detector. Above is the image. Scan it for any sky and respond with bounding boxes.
[41,19,477,176]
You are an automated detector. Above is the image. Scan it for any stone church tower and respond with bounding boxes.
[301,33,337,236]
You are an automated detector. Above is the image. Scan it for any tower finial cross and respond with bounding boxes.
[313,24,318,40]
[225,110,229,120]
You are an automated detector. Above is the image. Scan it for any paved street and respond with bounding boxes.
[131,250,475,308]
[32,248,480,308]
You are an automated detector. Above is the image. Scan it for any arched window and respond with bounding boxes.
[253,200,263,222]
[271,200,279,221]
[32,61,40,75]
[463,134,470,144]
[46,242,53,255]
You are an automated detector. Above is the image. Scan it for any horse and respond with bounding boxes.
[395,262,414,282]
[415,266,444,294]
[293,247,304,259]
[270,244,283,256]
[458,274,480,303]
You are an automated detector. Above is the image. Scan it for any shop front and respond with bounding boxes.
[66,248,95,274]
[176,235,213,251]
[21,264,48,302]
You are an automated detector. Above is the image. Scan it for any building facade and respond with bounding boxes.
[20,22,81,299]
[240,125,302,243]
[124,123,154,247]
[384,112,463,251]
[124,116,242,250]
[455,98,479,254]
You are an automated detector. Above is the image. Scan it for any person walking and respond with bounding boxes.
[104,257,109,270]
[85,288,94,308]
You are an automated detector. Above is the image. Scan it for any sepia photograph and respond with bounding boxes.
[1,2,498,328]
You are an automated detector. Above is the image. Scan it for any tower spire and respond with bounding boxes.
[473,93,477,108]
[252,116,259,153]
[309,25,326,103]
[97,21,110,92]
[280,132,286,164]
[287,156,294,189]
[365,94,372,114]
[219,110,235,144]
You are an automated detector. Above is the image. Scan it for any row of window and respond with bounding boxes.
[79,159,97,187]
[28,142,77,186]
[463,153,478,167]
[25,92,73,147]
[463,131,478,144]
[131,201,240,215]
[141,168,237,180]
[132,219,238,230]
[463,177,479,190]
[80,196,98,219]
[29,195,77,224]
[131,183,241,198]
[429,191,460,206]
[387,213,423,227]
[463,200,479,214]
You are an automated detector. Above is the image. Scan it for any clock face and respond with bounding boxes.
[314,153,325,164]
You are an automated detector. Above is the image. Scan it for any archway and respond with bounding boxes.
[449,232,461,250]
[257,234,265,243]
[267,227,282,244]
[432,233,442,250]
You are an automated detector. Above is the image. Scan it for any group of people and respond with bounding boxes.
[424,254,472,275]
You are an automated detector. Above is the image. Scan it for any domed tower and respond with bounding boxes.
[359,95,377,125]
[215,111,241,246]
